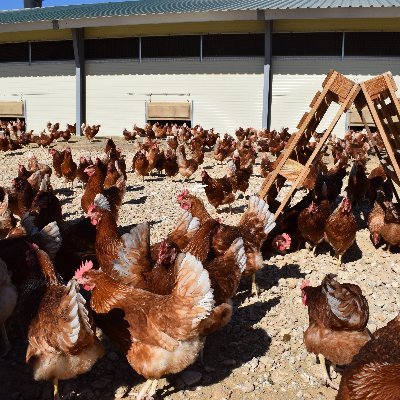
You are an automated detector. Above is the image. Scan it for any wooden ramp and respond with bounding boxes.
[354,72,400,200]
[258,70,360,218]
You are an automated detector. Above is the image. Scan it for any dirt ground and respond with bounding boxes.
[0,136,399,400]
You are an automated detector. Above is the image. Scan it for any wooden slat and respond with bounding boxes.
[381,158,400,187]
[258,70,340,199]
[273,83,360,218]
[355,104,400,203]
[259,70,359,220]
[309,91,321,108]
[377,98,400,149]
[358,72,400,201]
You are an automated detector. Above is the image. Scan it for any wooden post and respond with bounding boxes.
[73,28,85,136]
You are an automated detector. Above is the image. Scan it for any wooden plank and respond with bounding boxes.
[356,104,400,202]
[259,70,340,199]
[377,98,400,149]
[361,77,400,192]
[309,91,321,108]
[381,157,400,187]
[273,83,361,218]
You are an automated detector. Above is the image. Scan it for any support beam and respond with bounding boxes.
[262,20,272,130]
[72,28,85,136]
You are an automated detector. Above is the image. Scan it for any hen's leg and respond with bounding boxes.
[251,274,258,296]
[229,204,232,214]
[312,244,318,257]
[320,355,339,390]
[53,377,60,400]
[0,323,10,357]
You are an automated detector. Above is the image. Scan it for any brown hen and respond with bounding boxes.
[324,198,357,266]
[337,313,400,400]
[301,274,370,390]
[26,245,104,399]
[75,254,213,400]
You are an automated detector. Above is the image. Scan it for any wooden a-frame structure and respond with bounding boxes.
[258,70,400,217]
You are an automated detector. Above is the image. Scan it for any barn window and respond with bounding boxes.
[272,33,342,56]
[85,37,139,59]
[203,34,264,57]
[345,32,400,56]
[0,42,29,63]
[31,40,74,61]
[141,36,200,58]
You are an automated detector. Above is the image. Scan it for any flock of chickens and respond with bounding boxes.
[0,120,101,150]
[0,120,399,400]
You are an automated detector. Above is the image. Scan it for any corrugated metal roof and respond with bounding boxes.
[1,0,400,25]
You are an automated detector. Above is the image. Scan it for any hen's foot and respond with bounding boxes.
[312,245,318,257]
[53,378,60,400]
[325,377,339,391]
[251,274,259,296]
[321,355,339,391]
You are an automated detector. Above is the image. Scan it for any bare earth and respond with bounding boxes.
[0,137,399,400]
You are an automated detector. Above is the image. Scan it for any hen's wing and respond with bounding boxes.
[167,210,200,250]
[238,196,276,247]
[103,176,126,216]
[27,171,43,192]
[322,274,369,330]
[341,363,400,400]
[0,191,15,237]
[112,222,152,286]
[183,219,219,262]
[26,279,100,362]
[20,216,62,260]
[205,237,246,305]
[93,253,213,351]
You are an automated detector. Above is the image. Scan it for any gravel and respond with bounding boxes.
[0,136,399,400]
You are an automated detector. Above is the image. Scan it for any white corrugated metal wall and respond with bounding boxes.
[0,62,75,133]
[86,58,264,136]
[1,57,398,137]
[271,56,400,137]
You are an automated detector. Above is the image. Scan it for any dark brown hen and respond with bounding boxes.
[337,314,400,400]
[301,274,370,390]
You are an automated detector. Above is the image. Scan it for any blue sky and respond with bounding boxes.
[1,0,128,11]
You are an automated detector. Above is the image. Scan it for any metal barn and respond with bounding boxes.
[0,0,399,136]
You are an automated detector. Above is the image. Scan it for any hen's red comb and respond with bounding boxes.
[74,260,93,280]
[300,280,310,290]
[87,204,96,215]
[177,189,189,202]
[28,242,39,251]
[282,233,291,246]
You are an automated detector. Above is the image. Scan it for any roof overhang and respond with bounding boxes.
[1,7,400,34]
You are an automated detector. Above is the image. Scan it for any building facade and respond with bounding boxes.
[0,0,399,136]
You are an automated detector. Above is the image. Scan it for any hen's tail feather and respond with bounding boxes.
[63,279,82,345]
[36,221,62,260]
[21,216,62,259]
[230,237,247,273]
[247,195,276,234]
[39,174,50,192]
[170,210,200,242]
[112,222,151,283]
[173,253,214,326]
